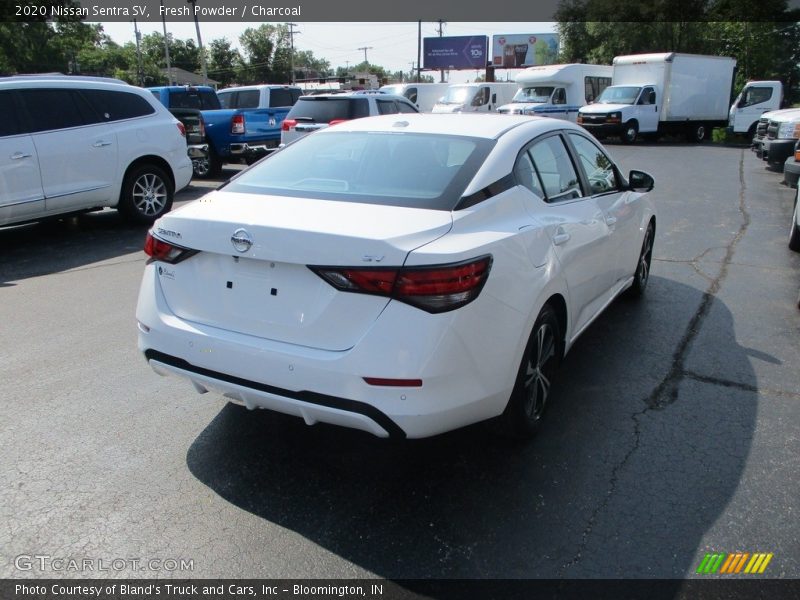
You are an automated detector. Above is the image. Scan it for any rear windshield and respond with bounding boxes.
[286,97,369,123]
[168,90,221,110]
[223,131,494,210]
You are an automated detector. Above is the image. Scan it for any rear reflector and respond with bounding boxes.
[363,377,423,387]
[310,255,492,313]
[144,231,197,264]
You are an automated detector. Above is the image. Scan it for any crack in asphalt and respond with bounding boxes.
[559,150,752,576]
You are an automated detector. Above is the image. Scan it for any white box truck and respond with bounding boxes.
[497,63,612,121]
[432,82,518,113]
[577,53,736,143]
[379,82,451,112]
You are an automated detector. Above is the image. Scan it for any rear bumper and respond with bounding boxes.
[146,350,404,438]
[135,264,520,439]
[229,140,280,158]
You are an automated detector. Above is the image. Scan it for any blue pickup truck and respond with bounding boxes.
[148,85,300,178]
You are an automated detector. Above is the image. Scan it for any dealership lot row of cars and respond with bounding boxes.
[750,108,800,299]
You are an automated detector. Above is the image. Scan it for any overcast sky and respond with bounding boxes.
[94,21,558,83]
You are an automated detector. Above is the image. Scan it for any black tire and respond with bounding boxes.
[789,195,800,252]
[118,164,174,225]
[686,123,708,143]
[499,305,562,438]
[192,150,222,179]
[621,121,638,144]
[627,221,655,297]
[746,122,758,141]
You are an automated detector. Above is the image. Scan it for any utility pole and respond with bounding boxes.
[287,23,299,84]
[417,20,421,83]
[436,19,446,83]
[133,18,143,86]
[358,46,373,65]
[185,0,208,85]
[408,62,415,83]
[159,0,172,85]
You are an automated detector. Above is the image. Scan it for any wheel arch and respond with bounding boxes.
[542,292,568,360]
[118,155,176,205]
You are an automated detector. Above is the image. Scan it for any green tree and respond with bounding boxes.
[555,0,800,102]
[207,38,242,87]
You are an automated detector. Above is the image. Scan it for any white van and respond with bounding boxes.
[432,82,518,113]
[379,83,451,112]
[497,64,612,121]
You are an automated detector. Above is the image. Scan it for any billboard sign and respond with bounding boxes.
[423,36,489,70]
[491,34,559,68]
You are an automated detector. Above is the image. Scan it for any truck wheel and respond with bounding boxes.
[687,123,708,143]
[746,123,757,141]
[118,164,174,224]
[621,121,638,144]
[192,150,222,179]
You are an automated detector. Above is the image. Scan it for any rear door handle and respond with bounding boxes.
[553,232,570,246]
[11,152,33,160]
[93,140,112,147]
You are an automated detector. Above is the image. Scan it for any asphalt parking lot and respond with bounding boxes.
[1,144,798,581]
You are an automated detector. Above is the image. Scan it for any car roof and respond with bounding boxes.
[319,112,577,140]
[299,92,407,100]
[219,84,301,92]
[0,75,131,89]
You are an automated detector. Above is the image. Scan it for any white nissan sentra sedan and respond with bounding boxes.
[136,113,655,439]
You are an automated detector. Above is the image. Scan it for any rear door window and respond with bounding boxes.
[80,89,155,122]
[397,101,418,114]
[19,88,92,132]
[286,98,370,122]
[236,90,261,108]
[376,99,399,115]
[528,135,582,202]
[0,91,20,136]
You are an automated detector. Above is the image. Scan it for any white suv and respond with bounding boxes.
[0,76,192,227]
[281,91,418,144]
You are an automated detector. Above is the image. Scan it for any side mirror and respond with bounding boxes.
[629,170,654,192]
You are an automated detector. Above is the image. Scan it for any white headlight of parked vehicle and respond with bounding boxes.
[136,113,656,439]
[778,121,800,139]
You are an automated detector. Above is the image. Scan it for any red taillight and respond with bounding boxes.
[144,232,197,264]
[231,114,245,134]
[176,122,186,137]
[198,116,205,137]
[328,119,348,126]
[310,256,492,313]
[282,118,297,131]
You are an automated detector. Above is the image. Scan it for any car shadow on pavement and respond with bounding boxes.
[0,186,209,286]
[186,275,757,584]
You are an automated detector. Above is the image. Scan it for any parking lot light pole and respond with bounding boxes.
[185,0,208,85]
[160,0,173,85]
